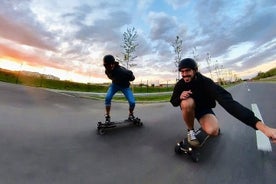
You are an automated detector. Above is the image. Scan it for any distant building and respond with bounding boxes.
[21,71,60,80]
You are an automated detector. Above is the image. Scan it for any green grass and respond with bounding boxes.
[0,69,174,93]
[1,68,275,103]
[88,93,172,103]
[258,75,276,82]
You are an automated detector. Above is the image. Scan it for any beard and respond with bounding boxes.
[182,75,194,83]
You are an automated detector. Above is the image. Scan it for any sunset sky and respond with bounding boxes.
[0,0,275,84]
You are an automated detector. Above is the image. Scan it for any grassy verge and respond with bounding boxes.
[0,69,174,93]
[2,68,275,103]
[87,93,172,103]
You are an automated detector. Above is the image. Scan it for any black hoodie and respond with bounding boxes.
[170,72,260,129]
[105,62,135,88]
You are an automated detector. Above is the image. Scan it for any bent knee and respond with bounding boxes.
[204,126,220,136]
[180,98,195,110]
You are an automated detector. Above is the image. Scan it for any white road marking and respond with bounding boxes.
[251,103,272,152]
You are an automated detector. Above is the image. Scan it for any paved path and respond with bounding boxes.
[0,82,275,184]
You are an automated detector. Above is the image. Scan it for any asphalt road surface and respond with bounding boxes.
[0,81,275,184]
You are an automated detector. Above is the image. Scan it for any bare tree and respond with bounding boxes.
[192,46,200,62]
[120,27,139,69]
[206,52,214,80]
[227,69,233,83]
[171,36,183,81]
[214,60,222,82]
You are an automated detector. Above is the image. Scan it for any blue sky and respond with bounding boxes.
[0,0,275,83]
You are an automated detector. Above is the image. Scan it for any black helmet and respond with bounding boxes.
[103,55,115,64]
[178,58,198,71]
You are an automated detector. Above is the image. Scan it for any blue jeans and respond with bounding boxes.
[105,83,135,110]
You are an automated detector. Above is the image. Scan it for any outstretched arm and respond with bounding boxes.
[256,121,276,143]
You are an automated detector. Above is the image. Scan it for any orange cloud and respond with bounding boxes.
[0,15,54,51]
[0,42,67,70]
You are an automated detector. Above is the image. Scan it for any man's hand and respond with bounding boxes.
[266,128,276,143]
[180,90,192,100]
[256,121,276,143]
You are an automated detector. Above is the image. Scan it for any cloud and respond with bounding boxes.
[0,0,56,51]
[0,0,275,83]
[165,0,189,9]
[148,12,178,42]
[176,0,276,75]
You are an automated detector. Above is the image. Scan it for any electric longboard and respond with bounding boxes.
[174,128,215,162]
[97,117,143,135]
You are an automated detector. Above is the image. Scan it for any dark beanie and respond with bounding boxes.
[178,58,198,71]
[103,55,115,64]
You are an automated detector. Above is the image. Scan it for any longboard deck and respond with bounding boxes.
[175,128,216,162]
[97,118,143,135]
[98,119,132,127]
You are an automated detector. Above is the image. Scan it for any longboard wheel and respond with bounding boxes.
[98,128,105,135]
[136,121,143,126]
[174,143,182,154]
[132,118,143,126]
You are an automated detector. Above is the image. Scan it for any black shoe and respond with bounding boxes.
[104,114,111,124]
[128,114,135,121]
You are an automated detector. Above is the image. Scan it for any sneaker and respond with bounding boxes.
[187,129,200,147]
[104,114,111,124]
[128,114,135,121]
